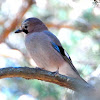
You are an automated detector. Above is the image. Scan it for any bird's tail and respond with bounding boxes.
[59,62,87,84]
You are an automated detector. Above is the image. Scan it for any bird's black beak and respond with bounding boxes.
[15,29,23,33]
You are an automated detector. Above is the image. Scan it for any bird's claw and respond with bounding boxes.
[53,70,59,76]
[35,67,45,71]
[35,67,42,70]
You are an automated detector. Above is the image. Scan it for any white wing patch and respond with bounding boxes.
[64,50,70,59]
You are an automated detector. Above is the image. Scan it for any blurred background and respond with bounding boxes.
[0,0,100,100]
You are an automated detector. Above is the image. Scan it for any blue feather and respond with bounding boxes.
[51,42,60,53]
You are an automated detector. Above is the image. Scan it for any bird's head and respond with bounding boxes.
[15,17,48,34]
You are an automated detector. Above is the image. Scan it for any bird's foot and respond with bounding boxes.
[35,67,45,71]
[35,67,42,70]
[53,70,59,76]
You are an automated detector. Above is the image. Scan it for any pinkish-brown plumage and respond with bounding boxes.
[15,17,84,80]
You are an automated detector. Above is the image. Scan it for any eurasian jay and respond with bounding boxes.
[15,17,83,79]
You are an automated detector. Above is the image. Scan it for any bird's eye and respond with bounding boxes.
[25,25,27,28]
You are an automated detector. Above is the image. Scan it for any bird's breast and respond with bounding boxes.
[25,32,64,71]
[25,33,50,52]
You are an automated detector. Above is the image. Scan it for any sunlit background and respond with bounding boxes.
[0,0,100,100]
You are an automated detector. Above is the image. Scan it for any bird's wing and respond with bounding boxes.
[51,42,80,75]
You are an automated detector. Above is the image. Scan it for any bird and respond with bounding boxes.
[15,17,83,79]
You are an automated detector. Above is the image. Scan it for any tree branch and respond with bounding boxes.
[0,0,35,43]
[0,67,94,94]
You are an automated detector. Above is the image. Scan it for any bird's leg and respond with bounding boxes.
[53,68,59,76]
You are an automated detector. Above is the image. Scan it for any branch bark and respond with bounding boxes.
[0,67,94,93]
[0,67,99,100]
